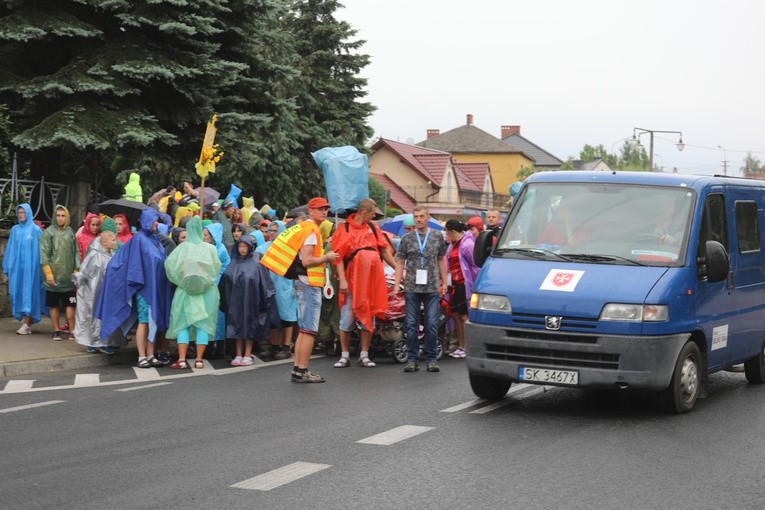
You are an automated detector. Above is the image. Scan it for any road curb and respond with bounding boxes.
[1,349,137,377]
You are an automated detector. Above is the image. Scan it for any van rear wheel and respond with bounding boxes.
[469,373,511,400]
[659,342,701,414]
[744,341,765,383]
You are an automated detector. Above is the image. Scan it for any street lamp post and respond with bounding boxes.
[717,145,728,176]
[629,127,684,171]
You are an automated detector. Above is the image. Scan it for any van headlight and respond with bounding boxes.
[600,303,668,322]
[470,293,511,313]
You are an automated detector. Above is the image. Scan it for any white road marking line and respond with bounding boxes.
[440,398,486,413]
[470,386,546,414]
[356,425,434,446]
[0,355,320,394]
[2,380,35,392]
[115,382,173,392]
[132,366,162,381]
[231,462,331,491]
[0,400,66,414]
[74,373,100,387]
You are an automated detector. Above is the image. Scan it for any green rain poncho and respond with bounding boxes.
[123,172,143,202]
[164,216,221,339]
[39,204,78,292]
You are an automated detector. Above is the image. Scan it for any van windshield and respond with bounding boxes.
[496,182,695,267]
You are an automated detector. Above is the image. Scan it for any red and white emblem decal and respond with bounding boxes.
[540,269,585,292]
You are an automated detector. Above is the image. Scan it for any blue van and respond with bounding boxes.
[467,171,765,413]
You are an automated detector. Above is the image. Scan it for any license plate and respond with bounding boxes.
[519,367,579,385]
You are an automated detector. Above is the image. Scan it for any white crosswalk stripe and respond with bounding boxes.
[2,380,35,392]
[74,373,100,387]
[356,425,434,445]
[439,398,486,413]
[231,462,332,491]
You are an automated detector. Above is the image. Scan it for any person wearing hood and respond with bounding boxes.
[72,229,121,353]
[256,220,295,360]
[171,227,186,245]
[2,203,43,335]
[123,172,143,202]
[211,199,236,251]
[76,213,102,262]
[164,217,221,369]
[220,235,275,366]
[113,213,133,245]
[204,222,231,354]
[95,208,173,368]
[39,204,79,341]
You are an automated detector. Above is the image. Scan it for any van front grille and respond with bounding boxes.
[486,344,620,370]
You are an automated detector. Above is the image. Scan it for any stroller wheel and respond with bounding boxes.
[392,339,408,364]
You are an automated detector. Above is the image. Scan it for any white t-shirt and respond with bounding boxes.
[298,232,318,284]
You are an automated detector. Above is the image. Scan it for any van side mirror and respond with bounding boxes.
[702,240,729,282]
[474,230,493,268]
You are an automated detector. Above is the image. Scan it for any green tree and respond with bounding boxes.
[741,152,762,177]
[288,0,375,202]
[0,0,244,195]
[0,0,376,211]
[368,176,386,211]
[0,103,10,170]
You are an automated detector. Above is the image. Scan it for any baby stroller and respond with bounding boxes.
[370,277,448,363]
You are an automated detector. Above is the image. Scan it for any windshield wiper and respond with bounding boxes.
[494,247,572,262]
[561,254,646,266]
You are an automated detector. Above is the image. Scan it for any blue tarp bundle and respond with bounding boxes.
[311,146,368,214]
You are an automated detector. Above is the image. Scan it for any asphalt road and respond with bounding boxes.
[0,356,763,510]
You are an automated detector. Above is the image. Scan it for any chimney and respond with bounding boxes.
[426,129,440,139]
[466,114,474,125]
[501,125,520,138]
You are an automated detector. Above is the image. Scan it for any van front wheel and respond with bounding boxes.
[659,342,701,414]
[469,373,511,400]
[744,342,765,383]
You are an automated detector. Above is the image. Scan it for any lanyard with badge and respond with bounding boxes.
[415,229,429,285]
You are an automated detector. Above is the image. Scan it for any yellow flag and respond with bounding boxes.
[196,114,219,178]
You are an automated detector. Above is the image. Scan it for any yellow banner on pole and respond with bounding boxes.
[195,114,222,179]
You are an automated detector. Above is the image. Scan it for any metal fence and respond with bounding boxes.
[1,155,70,226]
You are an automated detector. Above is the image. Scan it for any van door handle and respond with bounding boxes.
[727,271,734,289]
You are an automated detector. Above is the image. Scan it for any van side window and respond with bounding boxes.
[697,194,727,278]
[735,201,760,253]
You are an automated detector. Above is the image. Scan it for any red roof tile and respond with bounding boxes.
[372,138,451,186]
[370,172,417,213]
[453,162,490,191]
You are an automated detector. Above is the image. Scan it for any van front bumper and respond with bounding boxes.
[465,322,690,390]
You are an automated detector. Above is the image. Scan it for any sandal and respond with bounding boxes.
[194,359,205,369]
[137,357,150,368]
[170,359,188,369]
[358,357,376,367]
[239,356,253,366]
[334,357,351,368]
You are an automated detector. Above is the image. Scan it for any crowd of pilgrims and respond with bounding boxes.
[2,182,320,368]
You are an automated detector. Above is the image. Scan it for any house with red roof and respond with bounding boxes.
[369,138,496,218]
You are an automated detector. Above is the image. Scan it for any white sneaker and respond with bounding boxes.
[16,324,31,335]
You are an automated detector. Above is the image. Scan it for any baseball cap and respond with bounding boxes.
[222,199,235,210]
[308,197,330,209]
[467,216,485,232]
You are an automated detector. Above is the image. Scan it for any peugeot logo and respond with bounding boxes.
[545,316,562,330]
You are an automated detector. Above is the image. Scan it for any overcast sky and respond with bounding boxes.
[337,0,764,178]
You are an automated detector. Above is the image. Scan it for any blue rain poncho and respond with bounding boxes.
[256,221,297,322]
[95,208,173,340]
[164,216,221,339]
[2,203,43,322]
[204,222,230,340]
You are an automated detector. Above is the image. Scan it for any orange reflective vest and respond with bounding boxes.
[261,221,325,287]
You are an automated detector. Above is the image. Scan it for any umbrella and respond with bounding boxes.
[98,198,149,227]
[194,187,220,207]
[286,204,308,219]
[380,213,443,236]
